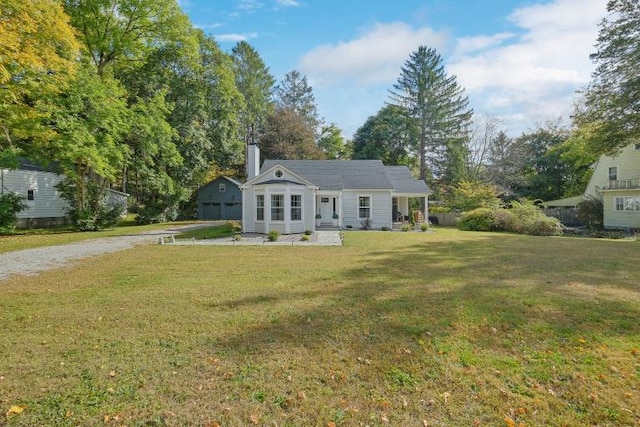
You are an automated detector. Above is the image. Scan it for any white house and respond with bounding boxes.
[1,159,129,229]
[240,145,431,234]
[1,160,69,228]
[584,143,640,229]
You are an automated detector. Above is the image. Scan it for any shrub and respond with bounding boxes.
[381,226,389,231]
[56,179,125,231]
[232,234,242,241]
[360,217,373,230]
[304,229,312,235]
[401,224,411,232]
[268,230,280,241]
[0,193,27,234]
[576,196,603,229]
[420,223,428,232]
[228,221,242,233]
[458,201,562,236]
[508,200,562,236]
[300,234,310,241]
[445,180,501,211]
[457,208,499,232]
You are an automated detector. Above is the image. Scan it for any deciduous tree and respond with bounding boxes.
[0,0,79,163]
[352,105,415,167]
[575,0,640,155]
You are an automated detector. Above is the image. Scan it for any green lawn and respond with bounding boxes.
[1,229,638,426]
[0,221,210,254]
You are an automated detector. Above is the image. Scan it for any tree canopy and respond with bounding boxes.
[575,0,640,155]
[0,0,80,164]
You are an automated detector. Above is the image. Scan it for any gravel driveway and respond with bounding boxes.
[0,226,201,281]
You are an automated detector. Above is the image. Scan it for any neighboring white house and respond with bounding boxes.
[1,160,129,228]
[1,160,69,228]
[240,145,431,234]
[584,142,640,229]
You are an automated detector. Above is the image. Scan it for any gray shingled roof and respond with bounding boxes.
[385,166,431,194]
[260,160,429,194]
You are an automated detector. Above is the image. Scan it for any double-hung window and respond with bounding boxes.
[358,196,371,219]
[256,195,264,220]
[271,194,284,221]
[291,195,302,221]
[609,166,618,181]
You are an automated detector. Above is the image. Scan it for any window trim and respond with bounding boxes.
[271,194,284,221]
[608,166,618,181]
[358,195,371,219]
[256,194,264,221]
[290,194,302,221]
[614,196,640,212]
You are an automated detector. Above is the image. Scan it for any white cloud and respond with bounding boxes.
[299,0,608,138]
[275,0,300,6]
[454,33,515,55]
[215,32,258,42]
[448,0,607,134]
[238,0,263,13]
[299,22,449,87]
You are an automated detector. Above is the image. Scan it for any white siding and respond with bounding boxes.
[1,168,68,219]
[342,190,392,229]
[242,179,314,234]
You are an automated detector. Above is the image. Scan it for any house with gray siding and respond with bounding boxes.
[197,176,243,220]
[240,146,430,234]
[2,160,129,229]
[1,160,68,228]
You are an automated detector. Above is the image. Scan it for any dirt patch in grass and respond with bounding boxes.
[1,229,639,425]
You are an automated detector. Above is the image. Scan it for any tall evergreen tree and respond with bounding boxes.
[231,41,275,148]
[274,70,322,135]
[389,46,473,187]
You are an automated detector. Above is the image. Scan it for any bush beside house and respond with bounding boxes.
[457,200,562,236]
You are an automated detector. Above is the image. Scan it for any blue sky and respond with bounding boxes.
[179,0,608,139]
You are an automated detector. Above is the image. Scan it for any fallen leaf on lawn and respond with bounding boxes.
[6,405,26,417]
[504,417,516,427]
[250,414,259,424]
[441,391,450,404]
[381,413,389,423]
[379,400,390,410]
[327,422,336,427]
[297,390,306,400]
[473,418,481,426]
[422,420,428,426]
[108,370,116,378]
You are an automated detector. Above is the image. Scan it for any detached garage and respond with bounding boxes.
[197,176,242,220]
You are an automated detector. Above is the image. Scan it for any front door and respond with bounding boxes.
[319,197,332,223]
